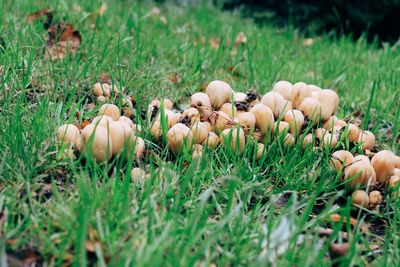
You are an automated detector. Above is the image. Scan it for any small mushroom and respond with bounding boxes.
[182,108,201,125]
[357,131,375,150]
[249,104,275,135]
[206,80,233,109]
[234,92,247,102]
[256,143,265,160]
[92,115,113,128]
[93,82,104,97]
[191,122,209,144]
[330,150,354,172]
[98,103,120,121]
[219,127,246,154]
[166,123,193,153]
[56,124,81,149]
[283,109,304,135]
[292,82,312,108]
[301,133,314,148]
[108,121,135,156]
[131,167,147,183]
[261,91,292,118]
[209,111,235,133]
[272,80,293,102]
[219,102,236,118]
[369,191,383,206]
[81,124,112,163]
[352,190,369,208]
[273,121,290,135]
[344,161,376,188]
[236,111,256,135]
[371,150,396,184]
[202,131,219,148]
[389,175,400,188]
[298,97,322,122]
[190,92,212,119]
[192,144,203,160]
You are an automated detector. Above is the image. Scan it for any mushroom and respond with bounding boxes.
[273,121,290,135]
[150,120,162,139]
[131,167,147,183]
[311,89,339,120]
[352,190,369,208]
[344,161,376,188]
[206,80,233,109]
[292,82,312,108]
[298,97,322,122]
[163,99,174,110]
[81,124,112,163]
[261,91,292,118]
[192,144,203,160]
[209,111,235,133]
[283,109,304,135]
[389,175,400,188]
[56,124,81,150]
[236,111,256,135]
[92,115,113,128]
[108,121,135,156]
[320,133,338,149]
[190,92,213,119]
[272,80,293,102]
[97,96,107,103]
[234,92,247,102]
[371,150,396,184]
[256,143,265,160]
[98,103,120,121]
[219,127,245,154]
[369,191,383,206]
[322,116,346,131]
[166,123,193,153]
[130,136,145,159]
[249,104,275,135]
[219,102,236,118]
[395,156,400,168]
[354,155,370,165]
[119,116,133,127]
[202,131,219,148]
[182,108,201,125]
[191,122,209,144]
[330,150,354,172]
[283,133,295,147]
[301,133,314,148]
[93,82,104,97]
[357,131,375,150]
[346,123,360,142]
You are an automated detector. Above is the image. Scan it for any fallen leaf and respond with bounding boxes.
[209,37,220,50]
[170,73,179,84]
[27,8,52,22]
[76,119,90,130]
[329,214,369,233]
[45,23,81,61]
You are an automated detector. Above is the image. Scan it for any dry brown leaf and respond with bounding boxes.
[170,73,179,84]
[329,213,369,233]
[45,23,81,61]
[76,119,90,130]
[27,8,52,22]
[209,37,220,50]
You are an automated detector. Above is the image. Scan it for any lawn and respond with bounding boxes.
[0,0,400,266]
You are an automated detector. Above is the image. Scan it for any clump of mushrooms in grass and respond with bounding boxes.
[56,79,400,208]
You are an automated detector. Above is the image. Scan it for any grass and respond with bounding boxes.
[0,0,400,266]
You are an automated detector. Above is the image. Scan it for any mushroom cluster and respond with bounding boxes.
[57,79,400,206]
[57,103,145,163]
